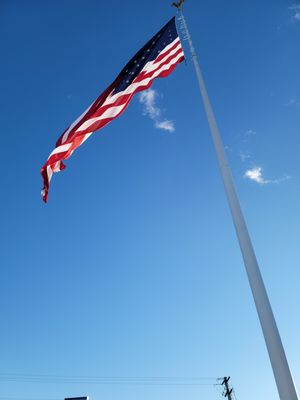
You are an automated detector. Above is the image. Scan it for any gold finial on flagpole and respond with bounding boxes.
[171,0,185,11]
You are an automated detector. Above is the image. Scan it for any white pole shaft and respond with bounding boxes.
[179,12,298,400]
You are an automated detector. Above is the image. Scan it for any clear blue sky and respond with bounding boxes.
[1,1,299,400]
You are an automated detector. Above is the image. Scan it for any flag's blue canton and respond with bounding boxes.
[113,17,179,94]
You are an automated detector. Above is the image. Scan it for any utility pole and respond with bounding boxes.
[221,377,234,400]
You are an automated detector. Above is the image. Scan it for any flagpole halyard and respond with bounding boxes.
[177,8,299,400]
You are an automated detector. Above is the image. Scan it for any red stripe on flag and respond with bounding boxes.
[41,24,184,203]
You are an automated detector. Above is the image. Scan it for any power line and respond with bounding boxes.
[0,374,216,380]
[0,373,217,386]
[0,398,60,400]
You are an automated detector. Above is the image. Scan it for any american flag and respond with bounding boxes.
[41,17,184,202]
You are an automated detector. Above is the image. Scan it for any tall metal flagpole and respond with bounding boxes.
[176,5,299,400]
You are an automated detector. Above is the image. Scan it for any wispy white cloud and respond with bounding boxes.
[244,167,269,184]
[139,89,175,132]
[241,129,257,144]
[244,166,291,185]
[239,152,251,162]
[239,129,290,186]
[289,4,300,22]
[155,120,175,132]
[283,98,300,107]
[139,89,161,119]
